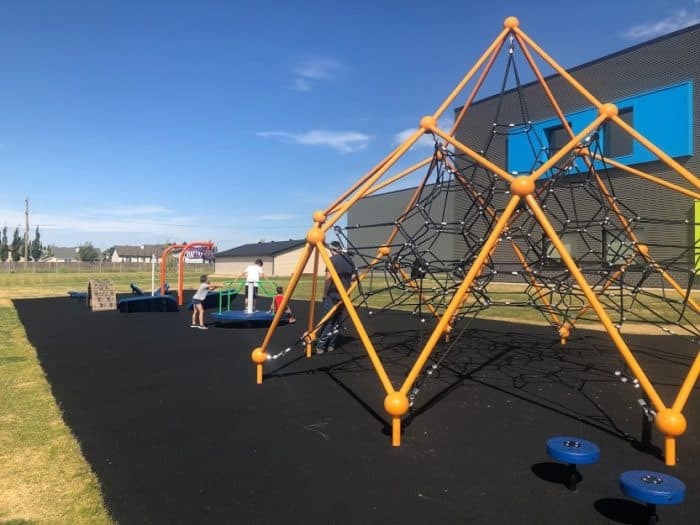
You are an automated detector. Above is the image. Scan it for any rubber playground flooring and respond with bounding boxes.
[14,295,700,525]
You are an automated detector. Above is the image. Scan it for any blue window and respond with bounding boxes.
[507,81,693,177]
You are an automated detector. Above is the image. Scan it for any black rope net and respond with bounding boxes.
[294,35,700,410]
[336,34,699,341]
[316,38,700,403]
[340,134,700,334]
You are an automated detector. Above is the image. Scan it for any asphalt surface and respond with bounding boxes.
[14,294,700,524]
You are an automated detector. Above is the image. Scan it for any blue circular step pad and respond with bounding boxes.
[211,310,275,322]
[546,436,600,465]
[620,470,685,505]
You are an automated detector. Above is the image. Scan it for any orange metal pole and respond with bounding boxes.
[513,32,573,135]
[671,352,700,412]
[527,194,690,465]
[525,115,607,182]
[432,26,510,120]
[450,169,563,329]
[509,38,693,328]
[449,39,505,135]
[526,195,665,410]
[178,252,185,305]
[611,115,700,191]
[589,151,700,200]
[400,196,521,396]
[176,241,215,306]
[513,27,603,109]
[317,245,395,394]
[508,40,700,318]
[322,130,426,234]
[430,126,514,183]
[325,147,401,218]
[587,167,700,314]
[160,244,184,295]
[260,243,314,352]
[357,157,433,202]
[253,241,315,384]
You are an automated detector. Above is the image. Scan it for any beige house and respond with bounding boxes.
[42,246,81,262]
[110,244,167,263]
[214,239,328,277]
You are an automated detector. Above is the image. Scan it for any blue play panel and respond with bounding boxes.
[118,295,179,313]
[187,291,231,311]
[210,310,275,323]
[620,470,685,505]
[67,291,88,300]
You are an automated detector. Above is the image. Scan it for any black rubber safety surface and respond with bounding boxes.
[14,295,700,524]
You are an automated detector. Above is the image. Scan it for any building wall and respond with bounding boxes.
[346,182,458,267]
[214,256,274,277]
[274,247,328,276]
[214,249,328,277]
[450,24,700,285]
[344,25,699,288]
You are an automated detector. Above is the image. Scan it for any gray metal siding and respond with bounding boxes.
[346,184,457,265]
[346,25,699,289]
[452,25,700,286]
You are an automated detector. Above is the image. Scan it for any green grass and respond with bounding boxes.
[0,304,112,524]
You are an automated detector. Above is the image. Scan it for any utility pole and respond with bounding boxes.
[24,197,29,270]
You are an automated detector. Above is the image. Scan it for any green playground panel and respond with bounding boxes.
[217,278,279,314]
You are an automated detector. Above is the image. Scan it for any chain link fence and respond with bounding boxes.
[0,261,215,274]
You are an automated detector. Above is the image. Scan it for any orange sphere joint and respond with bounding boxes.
[312,210,327,224]
[600,103,618,118]
[420,116,436,133]
[384,392,410,417]
[655,409,687,437]
[251,347,268,364]
[306,227,325,245]
[504,16,519,29]
[637,244,650,256]
[379,246,391,256]
[510,176,535,196]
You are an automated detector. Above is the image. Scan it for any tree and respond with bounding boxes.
[0,226,7,262]
[11,227,22,262]
[30,226,42,261]
[78,242,100,261]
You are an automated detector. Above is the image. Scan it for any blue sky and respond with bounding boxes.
[1,0,699,250]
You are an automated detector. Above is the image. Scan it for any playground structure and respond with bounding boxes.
[159,241,216,306]
[249,17,700,466]
[210,278,282,324]
[117,282,178,313]
[87,279,116,312]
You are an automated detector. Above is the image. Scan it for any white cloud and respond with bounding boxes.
[292,77,311,92]
[0,205,307,251]
[289,56,343,92]
[0,204,198,247]
[292,57,342,80]
[256,129,371,153]
[622,8,700,40]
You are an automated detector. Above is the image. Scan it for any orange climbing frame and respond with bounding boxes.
[250,17,700,466]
